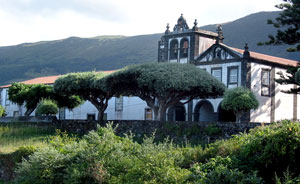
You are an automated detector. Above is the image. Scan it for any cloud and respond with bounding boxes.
[0,0,128,22]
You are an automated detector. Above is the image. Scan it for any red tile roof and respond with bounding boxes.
[229,46,298,67]
[0,70,116,88]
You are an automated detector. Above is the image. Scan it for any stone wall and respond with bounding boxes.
[54,120,262,144]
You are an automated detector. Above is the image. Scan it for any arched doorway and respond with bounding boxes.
[167,104,186,121]
[194,100,216,122]
[217,104,236,122]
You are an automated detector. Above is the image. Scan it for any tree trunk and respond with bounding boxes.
[235,111,244,123]
[97,109,105,122]
[158,105,167,122]
[25,108,35,116]
[153,107,159,121]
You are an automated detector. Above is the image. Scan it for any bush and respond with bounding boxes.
[200,120,300,183]
[0,105,5,117]
[14,121,300,183]
[11,145,37,163]
[189,156,262,184]
[35,99,58,116]
[221,87,259,123]
[15,123,191,184]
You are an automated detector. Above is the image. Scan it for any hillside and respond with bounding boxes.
[0,11,298,85]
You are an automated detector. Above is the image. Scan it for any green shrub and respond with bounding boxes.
[14,120,300,183]
[0,105,5,117]
[221,87,259,123]
[15,123,192,184]
[200,120,300,183]
[204,124,222,136]
[11,145,37,163]
[35,99,58,116]
[189,156,262,184]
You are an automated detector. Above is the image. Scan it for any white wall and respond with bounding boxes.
[64,97,148,120]
[197,62,241,87]
[274,68,295,121]
[250,63,271,123]
[198,37,215,56]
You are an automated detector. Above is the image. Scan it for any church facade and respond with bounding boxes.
[0,15,299,123]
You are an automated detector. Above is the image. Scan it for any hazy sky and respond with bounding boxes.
[0,0,280,46]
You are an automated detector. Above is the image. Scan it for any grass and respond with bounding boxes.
[0,123,55,154]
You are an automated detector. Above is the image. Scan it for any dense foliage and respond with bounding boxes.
[0,105,5,117]
[221,87,259,123]
[54,71,113,121]
[259,0,300,94]
[8,83,82,116]
[35,99,58,116]
[261,0,300,52]
[14,121,300,183]
[106,63,225,121]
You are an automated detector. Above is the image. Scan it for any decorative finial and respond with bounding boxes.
[243,43,250,58]
[193,19,198,31]
[165,23,170,34]
[216,25,224,44]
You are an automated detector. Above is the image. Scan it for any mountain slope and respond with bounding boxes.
[0,11,298,85]
[201,11,299,61]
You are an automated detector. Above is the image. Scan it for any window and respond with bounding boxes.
[87,114,96,120]
[145,108,153,120]
[59,108,66,120]
[227,66,238,88]
[261,69,270,96]
[170,40,179,60]
[103,113,107,120]
[13,111,19,117]
[211,68,222,81]
[115,97,123,111]
[5,90,9,106]
[180,39,189,58]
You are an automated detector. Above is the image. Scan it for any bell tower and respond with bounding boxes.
[158,14,219,63]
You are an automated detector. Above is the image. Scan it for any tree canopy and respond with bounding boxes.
[8,83,82,116]
[106,63,225,121]
[259,0,300,52]
[259,0,300,94]
[35,99,58,116]
[54,71,113,121]
[221,87,259,123]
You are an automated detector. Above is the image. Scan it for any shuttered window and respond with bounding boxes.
[145,108,153,120]
[261,69,270,96]
[115,97,123,111]
[228,66,238,88]
[211,68,222,81]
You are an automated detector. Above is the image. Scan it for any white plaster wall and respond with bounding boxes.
[197,62,241,87]
[198,37,215,55]
[65,97,148,120]
[274,68,294,121]
[106,97,148,120]
[249,63,271,123]
[0,89,4,107]
[1,88,21,117]
[193,98,223,113]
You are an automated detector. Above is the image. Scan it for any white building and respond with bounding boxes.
[0,15,299,123]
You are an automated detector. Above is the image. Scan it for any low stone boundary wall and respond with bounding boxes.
[54,120,262,144]
[0,116,57,123]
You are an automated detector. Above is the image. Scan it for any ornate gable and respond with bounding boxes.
[195,44,242,63]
